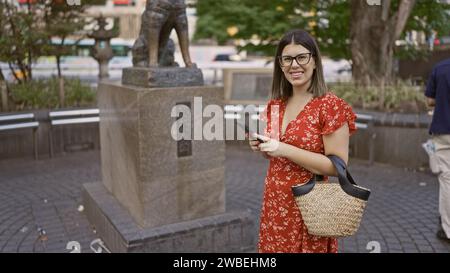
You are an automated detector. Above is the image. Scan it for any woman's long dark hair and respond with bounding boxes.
[271,29,327,100]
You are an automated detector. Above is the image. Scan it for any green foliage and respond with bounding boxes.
[0,0,91,81]
[395,43,432,61]
[313,0,351,60]
[0,1,49,82]
[194,0,311,55]
[404,0,450,36]
[10,79,58,110]
[44,1,88,54]
[9,77,96,110]
[395,0,450,61]
[194,0,450,60]
[64,78,96,107]
[330,81,427,113]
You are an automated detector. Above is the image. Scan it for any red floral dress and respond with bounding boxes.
[258,92,357,253]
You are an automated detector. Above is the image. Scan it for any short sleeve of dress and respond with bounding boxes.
[320,93,357,136]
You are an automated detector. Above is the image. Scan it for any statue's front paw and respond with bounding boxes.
[186,62,197,68]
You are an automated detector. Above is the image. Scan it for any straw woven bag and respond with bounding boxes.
[291,155,371,237]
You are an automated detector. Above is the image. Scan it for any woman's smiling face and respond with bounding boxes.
[280,43,316,89]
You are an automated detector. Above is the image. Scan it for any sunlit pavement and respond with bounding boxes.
[0,143,449,253]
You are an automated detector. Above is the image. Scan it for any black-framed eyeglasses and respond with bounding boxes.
[278,53,313,67]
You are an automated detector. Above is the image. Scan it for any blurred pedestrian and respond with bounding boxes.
[425,57,450,243]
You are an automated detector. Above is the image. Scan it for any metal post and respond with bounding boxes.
[33,128,38,160]
[369,132,376,165]
[212,68,217,85]
[368,119,376,165]
[48,126,53,158]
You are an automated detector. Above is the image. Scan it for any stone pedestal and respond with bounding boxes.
[122,67,204,88]
[83,183,255,253]
[96,82,225,228]
[83,81,255,252]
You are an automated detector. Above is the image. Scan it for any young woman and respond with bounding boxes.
[249,29,357,253]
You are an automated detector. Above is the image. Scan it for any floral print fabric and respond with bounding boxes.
[258,92,357,253]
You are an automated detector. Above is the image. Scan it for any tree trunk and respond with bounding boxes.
[0,67,5,82]
[56,54,65,108]
[59,77,65,108]
[56,55,62,79]
[25,1,32,81]
[26,53,32,81]
[350,0,415,90]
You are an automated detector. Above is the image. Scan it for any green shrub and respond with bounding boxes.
[9,77,96,110]
[329,81,427,113]
[64,78,96,108]
[10,78,59,110]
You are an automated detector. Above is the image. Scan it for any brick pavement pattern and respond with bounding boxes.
[0,143,449,253]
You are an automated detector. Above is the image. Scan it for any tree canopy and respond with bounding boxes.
[0,0,90,82]
[194,0,450,60]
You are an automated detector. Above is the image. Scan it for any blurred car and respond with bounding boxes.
[213,54,244,62]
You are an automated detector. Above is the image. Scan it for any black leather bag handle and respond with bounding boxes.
[327,155,370,200]
[292,155,370,201]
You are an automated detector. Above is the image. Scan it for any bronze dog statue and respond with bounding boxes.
[132,0,194,68]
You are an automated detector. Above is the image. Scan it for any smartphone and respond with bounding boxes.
[237,122,265,143]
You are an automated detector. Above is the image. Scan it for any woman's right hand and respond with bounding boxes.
[248,134,271,159]
[249,139,261,152]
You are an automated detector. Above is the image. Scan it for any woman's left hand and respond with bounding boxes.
[254,134,289,158]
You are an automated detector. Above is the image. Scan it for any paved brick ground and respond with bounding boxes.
[1,143,449,253]
[0,153,99,253]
